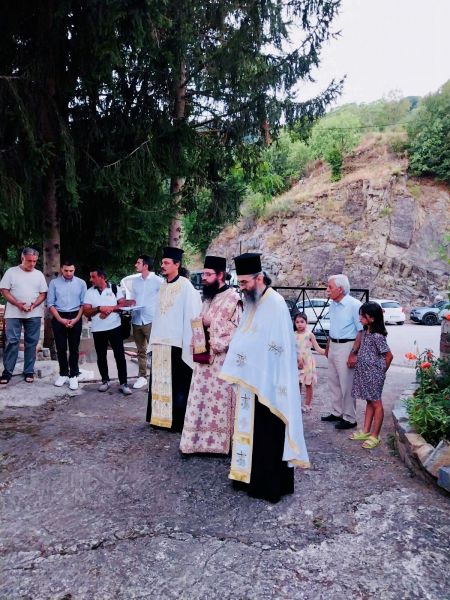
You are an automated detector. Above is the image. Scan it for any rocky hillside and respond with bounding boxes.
[207,135,449,304]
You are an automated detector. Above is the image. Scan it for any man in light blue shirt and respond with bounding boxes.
[129,255,162,389]
[47,259,87,390]
[322,274,363,430]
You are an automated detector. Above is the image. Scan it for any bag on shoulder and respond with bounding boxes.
[111,283,132,340]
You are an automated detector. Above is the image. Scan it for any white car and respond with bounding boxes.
[295,298,330,324]
[371,299,405,325]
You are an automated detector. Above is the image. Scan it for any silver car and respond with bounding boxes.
[410,300,447,325]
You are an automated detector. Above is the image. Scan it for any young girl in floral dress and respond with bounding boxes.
[350,301,393,449]
[294,312,325,412]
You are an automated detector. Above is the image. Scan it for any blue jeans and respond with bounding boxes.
[2,317,41,378]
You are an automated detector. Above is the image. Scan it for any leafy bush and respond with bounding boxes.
[404,350,450,446]
[407,80,450,183]
[308,110,362,180]
[388,134,409,157]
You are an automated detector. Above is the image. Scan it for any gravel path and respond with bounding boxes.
[1,361,449,599]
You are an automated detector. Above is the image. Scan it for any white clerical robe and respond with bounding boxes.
[150,276,202,368]
[220,287,310,469]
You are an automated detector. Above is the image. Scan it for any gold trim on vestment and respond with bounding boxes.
[229,386,255,483]
[158,278,183,315]
[150,344,172,428]
[220,373,310,468]
[191,317,207,353]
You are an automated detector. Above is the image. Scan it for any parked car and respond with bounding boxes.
[371,299,405,325]
[295,298,330,324]
[410,300,447,325]
[189,271,203,290]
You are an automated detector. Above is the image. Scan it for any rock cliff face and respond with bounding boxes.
[208,137,449,304]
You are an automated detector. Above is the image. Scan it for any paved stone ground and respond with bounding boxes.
[1,357,449,600]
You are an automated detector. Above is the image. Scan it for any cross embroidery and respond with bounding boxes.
[236,450,246,467]
[268,341,283,356]
[241,392,251,409]
[236,353,247,366]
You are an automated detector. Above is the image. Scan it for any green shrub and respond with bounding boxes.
[389,135,409,157]
[325,145,344,181]
[404,349,450,446]
[407,80,450,183]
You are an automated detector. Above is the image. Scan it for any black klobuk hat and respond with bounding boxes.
[233,253,262,275]
[204,255,226,271]
[162,247,184,262]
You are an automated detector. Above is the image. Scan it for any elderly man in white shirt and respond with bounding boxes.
[322,274,363,430]
[129,255,162,389]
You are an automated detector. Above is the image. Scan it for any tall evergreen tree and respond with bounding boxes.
[0,0,342,275]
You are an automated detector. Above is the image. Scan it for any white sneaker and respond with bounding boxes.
[133,376,148,389]
[69,376,79,390]
[98,381,110,392]
[119,383,132,395]
[54,375,69,387]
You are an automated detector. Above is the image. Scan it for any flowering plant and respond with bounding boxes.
[404,349,450,445]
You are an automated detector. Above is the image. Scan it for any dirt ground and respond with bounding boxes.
[0,357,449,600]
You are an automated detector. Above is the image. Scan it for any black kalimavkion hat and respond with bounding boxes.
[162,247,184,262]
[233,253,262,275]
[204,255,226,271]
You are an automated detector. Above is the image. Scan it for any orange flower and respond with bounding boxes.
[426,350,433,360]
[420,362,432,369]
[445,313,450,321]
[405,352,417,360]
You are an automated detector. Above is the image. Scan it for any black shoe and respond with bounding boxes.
[335,419,357,430]
[321,414,342,422]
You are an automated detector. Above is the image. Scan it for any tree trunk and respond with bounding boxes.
[262,119,271,146]
[168,176,185,247]
[39,0,60,355]
[168,63,187,247]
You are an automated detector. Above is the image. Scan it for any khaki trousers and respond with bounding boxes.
[327,341,356,423]
[132,323,152,377]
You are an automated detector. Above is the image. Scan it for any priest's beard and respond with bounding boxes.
[242,287,262,304]
[202,280,220,299]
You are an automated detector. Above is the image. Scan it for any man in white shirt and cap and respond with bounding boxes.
[220,253,309,503]
[146,247,202,432]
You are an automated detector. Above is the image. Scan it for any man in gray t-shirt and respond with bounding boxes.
[0,247,48,384]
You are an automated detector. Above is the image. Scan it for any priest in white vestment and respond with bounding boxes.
[220,253,309,503]
[146,247,202,432]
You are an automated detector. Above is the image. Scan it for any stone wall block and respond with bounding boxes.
[437,466,450,492]
[423,440,450,477]
[388,196,416,249]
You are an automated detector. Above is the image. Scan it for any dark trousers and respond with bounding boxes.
[52,313,82,377]
[92,326,127,385]
[233,397,294,503]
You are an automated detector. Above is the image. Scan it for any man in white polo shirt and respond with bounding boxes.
[83,267,133,395]
[129,255,162,389]
[0,247,48,385]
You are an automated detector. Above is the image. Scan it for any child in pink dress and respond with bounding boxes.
[294,312,325,412]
